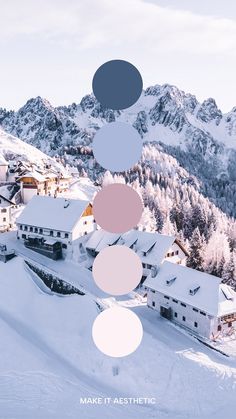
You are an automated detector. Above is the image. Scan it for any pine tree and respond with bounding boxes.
[222,254,235,286]
[217,256,225,278]
[138,207,157,232]
[187,227,206,271]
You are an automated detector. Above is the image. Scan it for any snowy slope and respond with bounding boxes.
[0,128,67,174]
[0,256,236,419]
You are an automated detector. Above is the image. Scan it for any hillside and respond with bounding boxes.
[0,256,235,419]
[0,128,67,175]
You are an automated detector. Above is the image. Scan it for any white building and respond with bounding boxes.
[145,261,236,339]
[86,229,188,281]
[0,206,11,232]
[17,170,72,204]
[0,194,15,232]
[16,195,96,253]
[0,155,8,182]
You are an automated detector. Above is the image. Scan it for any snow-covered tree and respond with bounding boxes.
[138,206,157,232]
[187,227,206,271]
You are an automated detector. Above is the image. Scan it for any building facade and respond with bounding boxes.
[16,196,96,255]
[0,155,8,182]
[17,171,72,204]
[145,261,236,339]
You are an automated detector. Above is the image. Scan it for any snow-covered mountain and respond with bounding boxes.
[2,84,236,153]
[0,84,236,217]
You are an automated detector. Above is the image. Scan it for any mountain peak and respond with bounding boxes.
[19,96,54,115]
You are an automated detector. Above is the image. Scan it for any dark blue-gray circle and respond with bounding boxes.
[92,60,143,110]
[92,122,142,172]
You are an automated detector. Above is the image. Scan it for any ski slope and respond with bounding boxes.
[0,256,236,418]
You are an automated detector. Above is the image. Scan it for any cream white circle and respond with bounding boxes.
[92,307,143,357]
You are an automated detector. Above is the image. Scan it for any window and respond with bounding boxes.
[22,234,26,239]
[175,250,179,255]
[182,316,186,322]
[65,233,69,239]
[228,322,232,328]
[20,225,22,230]
[50,231,53,236]
[174,312,177,318]
[84,231,87,235]
[142,263,146,268]
[24,226,28,231]
[3,217,6,222]
[93,219,96,223]
[151,290,155,294]
[164,295,170,300]
[200,311,206,316]
[181,303,186,307]
[218,325,222,331]
[152,301,155,307]
[29,227,33,232]
[39,228,43,234]
[166,252,170,257]
[83,220,87,225]
[57,232,61,237]
[62,243,67,249]
[35,228,38,233]
[171,251,175,256]
[1,208,7,213]
[194,322,198,328]
[193,308,198,312]
[147,264,152,269]
[172,299,178,304]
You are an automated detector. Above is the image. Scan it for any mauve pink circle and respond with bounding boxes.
[93,183,143,233]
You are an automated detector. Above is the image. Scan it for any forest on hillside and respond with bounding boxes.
[61,142,236,287]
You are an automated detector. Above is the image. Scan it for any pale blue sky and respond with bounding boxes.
[1,0,236,112]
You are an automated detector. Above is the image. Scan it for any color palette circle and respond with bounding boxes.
[92,122,142,172]
[93,183,143,233]
[92,307,143,357]
[92,245,143,296]
[92,59,143,110]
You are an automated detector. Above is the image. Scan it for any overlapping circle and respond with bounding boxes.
[92,245,143,296]
[92,122,142,172]
[92,59,143,110]
[91,59,144,357]
[93,183,143,234]
[92,307,143,357]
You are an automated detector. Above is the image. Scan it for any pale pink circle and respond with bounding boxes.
[92,307,143,357]
[92,245,143,295]
[93,183,143,233]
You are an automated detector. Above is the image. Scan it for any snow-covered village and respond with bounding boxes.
[1,1,236,419]
[0,89,236,417]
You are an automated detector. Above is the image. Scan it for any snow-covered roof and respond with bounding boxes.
[0,194,15,206]
[45,172,57,179]
[17,195,89,232]
[86,229,181,267]
[0,154,8,166]
[144,261,236,317]
[61,178,97,202]
[86,229,120,252]
[118,230,177,266]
